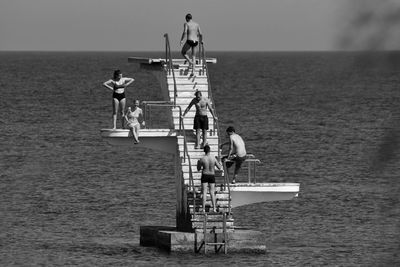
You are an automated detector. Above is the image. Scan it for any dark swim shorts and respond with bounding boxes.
[113,92,125,101]
[186,40,199,47]
[201,173,215,184]
[193,115,208,130]
[225,155,247,171]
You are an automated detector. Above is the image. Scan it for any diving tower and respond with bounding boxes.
[100,35,300,253]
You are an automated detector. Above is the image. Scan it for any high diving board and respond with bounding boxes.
[128,57,217,65]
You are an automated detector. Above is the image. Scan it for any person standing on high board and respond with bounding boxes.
[197,145,222,213]
[103,70,134,129]
[180,13,202,76]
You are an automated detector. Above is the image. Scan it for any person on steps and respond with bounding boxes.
[180,13,202,76]
[197,145,222,213]
[181,91,217,149]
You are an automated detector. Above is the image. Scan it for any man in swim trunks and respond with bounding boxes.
[181,91,217,149]
[220,126,247,184]
[197,145,222,213]
[180,13,202,75]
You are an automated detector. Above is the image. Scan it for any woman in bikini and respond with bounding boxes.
[103,69,134,129]
[125,100,145,144]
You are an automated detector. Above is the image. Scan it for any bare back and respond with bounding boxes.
[197,154,221,175]
[230,133,247,157]
[185,21,201,42]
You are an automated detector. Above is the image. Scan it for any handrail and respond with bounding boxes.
[142,101,176,130]
[141,101,195,191]
[198,36,231,214]
[198,35,220,159]
[163,34,178,106]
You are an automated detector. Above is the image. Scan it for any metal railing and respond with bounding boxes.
[164,34,178,105]
[142,100,176,130]
[141,101,195,190]
[198,36,231,214]
[198,35,220,159]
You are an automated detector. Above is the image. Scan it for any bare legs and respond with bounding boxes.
[202,129,207,147]
[195,129,208,149]
[112,98,119,129]
[195,129,201,149]
[112,98,126,129]
[128,124,140,144]
[202,182,216,213]
[181,43,197,75]
[191,47,196,75]
[120,98,126,129]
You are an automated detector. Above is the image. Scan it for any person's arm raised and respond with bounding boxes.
[123,77,134,87]
[103,80,114,91]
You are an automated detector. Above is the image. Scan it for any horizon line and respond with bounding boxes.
[0,49,399,53]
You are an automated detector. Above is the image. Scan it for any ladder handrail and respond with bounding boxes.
[199,35,220,159]
[141,102,195,191]
[164,34,178,106]
[198,36,231,214]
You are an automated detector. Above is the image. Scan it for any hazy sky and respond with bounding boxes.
[0,0,399,51]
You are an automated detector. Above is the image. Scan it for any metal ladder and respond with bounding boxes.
[195,211,228,254]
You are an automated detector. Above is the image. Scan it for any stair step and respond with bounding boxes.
[192,213,233,220]
[167,85,209,92]
[190,207,231,213]
[205,242,226,246]
[187,191,229,197]
[191,217,234,223]
[168,72,207,78]
[195,228,234,234]
[189,204,231,209]
[169,91,209,98]
[189,201,231,207]
[192,222,234,229]
[167,77,208,84]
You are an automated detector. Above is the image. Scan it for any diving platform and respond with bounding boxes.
[100,35,300,254]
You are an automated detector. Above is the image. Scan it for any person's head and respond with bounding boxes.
[113,69,122,79]
[203,144,210,154]
[134,99,140,106]
[195,91,202,100]
[185,13,192,22]
[226,126,235,135]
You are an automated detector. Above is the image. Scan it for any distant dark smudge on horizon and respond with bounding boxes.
[333,0,400,177]
[336,0,400,51]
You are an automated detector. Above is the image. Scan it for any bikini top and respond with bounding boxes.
[113,78,128,90]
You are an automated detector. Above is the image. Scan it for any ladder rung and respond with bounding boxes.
[205,242,225,246]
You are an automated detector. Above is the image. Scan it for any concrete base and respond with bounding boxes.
[140,225,266,253]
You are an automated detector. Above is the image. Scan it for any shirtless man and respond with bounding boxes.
[220,126,247,184]
[180,13,202,75]
[197,145,222,213]
[181,91,217,149]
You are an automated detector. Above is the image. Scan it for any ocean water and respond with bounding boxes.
[0,51,399,266]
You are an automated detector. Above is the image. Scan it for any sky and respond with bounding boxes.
[0,0,399,51]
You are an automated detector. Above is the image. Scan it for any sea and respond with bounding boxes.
[0,51,399,266]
